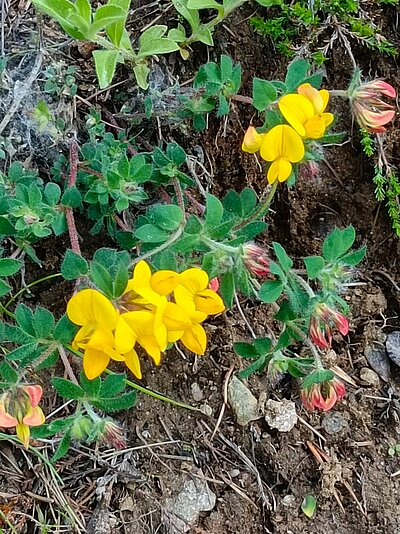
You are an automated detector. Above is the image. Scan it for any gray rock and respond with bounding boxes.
[228,375,260,426]
[164,475,216,527]
[386,331,400,367]
[365,343,391,382]
[191,382,203,402]
[264,399,297,432]
[321,412,349,435]
[360,367,380,387]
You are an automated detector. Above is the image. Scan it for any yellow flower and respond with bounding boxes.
[278,83,334,139]
[67,288,128,379]
[0,385,45,448]
[242,125,305,184]
[178,268,225,315]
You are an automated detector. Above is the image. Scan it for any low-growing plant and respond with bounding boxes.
[32,0,248,89]
[0,56,396,456]
[251,0,397,60]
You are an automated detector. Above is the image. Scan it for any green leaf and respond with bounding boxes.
[61,250,89,280]
[204,193,224,228]
[31,417,74,439]
[35,350,59,370]
[259,280,283,303]
[90,261,114,296]
[340,246,366,266]
[301,495,317,518]
[15,304,35,336]
[254,337,272,355]
[61,186,82,208]
[53,314,77,344]
[137,25,180,57]
[301,369,334,389]
[252,78,277,111]
[322,226,356,262]
[220,271,235,308]
[92,50,119,89]
[114,263,129,298]
[33,307,55,339]
[99,373,126,397]
[0,279,11,297]
[238,356,268,378]
[304,255,325,279]
[0,258,21,277]
[133,63,150,90]
[216,94,229,117]
[44,182,62,206]
[52,430,71,462]
[273,242,293,273]
[52,377,85,400]
[6,342,38,361]
[237,221,267,240]
[135,224,169,243]
[274,299,296,322]
[187,0,224,13]
[0,216,16,235]
[0,361,18,384]
[285,58,309,92]
[148,204,183,231]
[80,372,101,397]
[91,390,137,412]
[233,342,258,359]
[75,0,91,24]
[240,187,257,215]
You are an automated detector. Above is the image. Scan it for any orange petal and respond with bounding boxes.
[23,385,43,408]
[23,406,45,427]
[0,405,18,428]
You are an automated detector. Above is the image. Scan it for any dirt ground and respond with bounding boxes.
[1,1,400,533]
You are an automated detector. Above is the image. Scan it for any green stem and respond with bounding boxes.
[66,345,202,413]
[234,181,278,230]
[291,272,316,298]
[201,236,240,254]
[3,273,63,311]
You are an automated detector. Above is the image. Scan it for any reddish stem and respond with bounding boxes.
[66,139,81,255]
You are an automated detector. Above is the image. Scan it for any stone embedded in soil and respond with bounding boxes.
[191,382,203,402]
[321,412,349,435]
[365,343,391,382]
[386,331,400,367]
[163,471,216,528]
[360,367,380,387]
[227,375,260,426]
[264,399,297,432]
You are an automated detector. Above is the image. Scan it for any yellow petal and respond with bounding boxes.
[16,423,30,448]
[163,302,191,331]
[67,289,118,329]
[132,260,152,290]
[267,158,292,184]
[83,349,110,380]
[85,327,115,350]
[297,83,324,113]
[138,335,162,364]
[322,112,334,127]
[304,116,327,139]
[23,406,45,427]
[278,94,314,136]
[179,268,209,294]
[115,315,137,354]
[151,271,180,295]
[174,286,208,323]
[124,349,142,379]
[260,125,304,163]
[242,126,264,153]
[168,330,184,343]
[181,324,207,355]
[194,289,225,315]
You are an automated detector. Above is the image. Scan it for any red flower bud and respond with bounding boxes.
[350,79,396,133]
[242,243,270,277]
[100,420,126,450]
[301,377,345,411]
[309,303,349,349]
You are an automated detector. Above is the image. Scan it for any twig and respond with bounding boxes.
[58,346,79,385]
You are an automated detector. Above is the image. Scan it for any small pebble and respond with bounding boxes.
[365,344,391,382]
[386,331,400,367]
[264,399,297,432]
[360,367,380,387]
[191,382,203,402]
[321,412,349,435]
[281,495,297,508]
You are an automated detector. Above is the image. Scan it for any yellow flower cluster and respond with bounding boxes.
[67,261,225,380]
[242,83,334,184]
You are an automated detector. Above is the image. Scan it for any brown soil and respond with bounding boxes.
[1,1,400,533]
